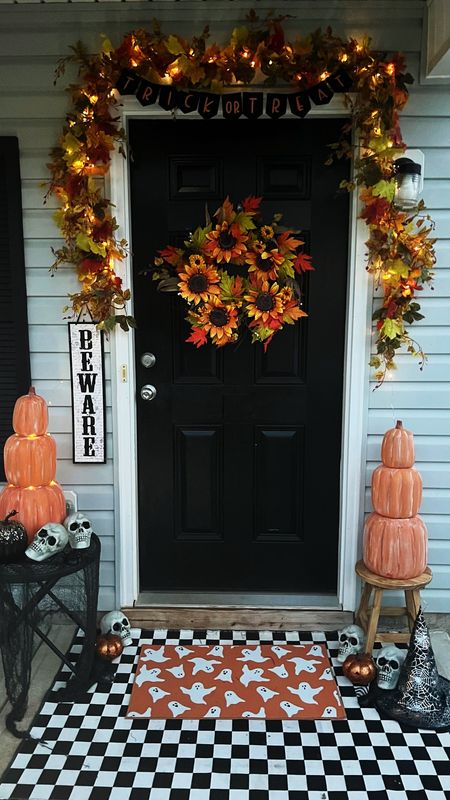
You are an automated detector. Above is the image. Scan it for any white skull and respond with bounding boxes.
[100,610,132,646]
[376,645,406,690]
[337,624,365,663]
[25,522,69,562]
[64,512,93,549]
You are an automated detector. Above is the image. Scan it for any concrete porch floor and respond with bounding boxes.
[0,621,449,785]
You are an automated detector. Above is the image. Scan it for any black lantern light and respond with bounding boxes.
[393,157,422,211]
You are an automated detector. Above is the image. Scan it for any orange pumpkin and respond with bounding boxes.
[343,653,377,685]
[363,512,428,579]
[381,419,415,469]
[372,464,422,519]
[0,483,66,542]
[4,434,56,488]
[95,634,124,661]
[12,387,48,437]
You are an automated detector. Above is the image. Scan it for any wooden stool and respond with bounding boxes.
[355,560,432,654]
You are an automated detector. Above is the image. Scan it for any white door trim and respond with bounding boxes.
[109,98,371,610]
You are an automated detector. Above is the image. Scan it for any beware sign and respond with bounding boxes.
[68,322,106,464]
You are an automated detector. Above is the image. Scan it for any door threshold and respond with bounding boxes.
[124,595,352,631]
[136,592,340,608]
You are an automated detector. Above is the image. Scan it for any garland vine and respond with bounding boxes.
[48,11,436,382]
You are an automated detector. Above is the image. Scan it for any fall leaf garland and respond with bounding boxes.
[47,14,436,379]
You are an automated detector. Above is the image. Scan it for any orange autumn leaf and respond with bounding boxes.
[186,327,207,348]
[159,245,182,266]
[242,195,262,213]
[294,253,314,273]
[214,196,234,224]
[277,230,304,252]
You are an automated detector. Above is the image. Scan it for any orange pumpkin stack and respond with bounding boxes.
[0,387,66,541]
[363,420,428,580]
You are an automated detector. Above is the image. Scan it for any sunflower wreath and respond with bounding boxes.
[152,196,310,349]
[48,13,437,381]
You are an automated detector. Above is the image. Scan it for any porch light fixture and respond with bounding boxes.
[393,150,424,211]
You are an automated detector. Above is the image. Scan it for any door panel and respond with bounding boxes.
[129,118,349,594]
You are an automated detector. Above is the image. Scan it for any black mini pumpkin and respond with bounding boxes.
[0,510,28,563]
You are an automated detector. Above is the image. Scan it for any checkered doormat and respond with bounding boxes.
[1,629,450,800]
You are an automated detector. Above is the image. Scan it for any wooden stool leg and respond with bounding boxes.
[356,582,372,630]
[365,588,383,654]
[410,588,422,620]
[405,590,416,632]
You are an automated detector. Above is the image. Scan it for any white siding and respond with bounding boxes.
[0,0,448,612]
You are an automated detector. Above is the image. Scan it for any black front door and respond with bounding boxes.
[129,118,349,595]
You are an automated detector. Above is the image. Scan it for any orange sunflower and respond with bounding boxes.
[203,221,248,264]
[244,280,285,327]
[178,261,220,305]
[198,297,239,346]
[245,247,285,281]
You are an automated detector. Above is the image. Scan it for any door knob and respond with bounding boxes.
[140,384,157,401]
[141,352,156,368]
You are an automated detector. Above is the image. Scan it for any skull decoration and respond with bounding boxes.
[25,522,69,562]
[337,624,365,663]
[376,645,406,690]
[100,610,132,646]
[64,512,93,550]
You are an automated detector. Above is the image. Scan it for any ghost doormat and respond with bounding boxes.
[127,644,346,720]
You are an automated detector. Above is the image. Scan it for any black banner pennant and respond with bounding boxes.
[177,91,199,114]
[288,91,311,118]
[242,93,264,119]
[197,92,220,119]
[136,79,159,106]
[222,93,243,119]
[328,69,353,93]
[158,85,179,111]
[115,69,140,96]
[308,80,334,105]
[266,93,287,119]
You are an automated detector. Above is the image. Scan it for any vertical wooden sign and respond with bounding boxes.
[68,322,106,463]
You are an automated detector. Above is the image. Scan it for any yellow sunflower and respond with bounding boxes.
[245,248,285,281]
[203,221,248,264]
[244,280,285,326]
[261,225,274,239]
[198,297,239,346]
[178,262,220,305]
[189,253,206,269]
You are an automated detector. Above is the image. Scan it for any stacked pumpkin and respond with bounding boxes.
[0,387,66,540]
[363,420,428,579]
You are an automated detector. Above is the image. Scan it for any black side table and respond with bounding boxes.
[0,533,100,738]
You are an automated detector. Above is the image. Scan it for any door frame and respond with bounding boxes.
[109,97,372,611]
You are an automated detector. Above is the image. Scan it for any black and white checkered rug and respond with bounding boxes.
[1,629,449,800]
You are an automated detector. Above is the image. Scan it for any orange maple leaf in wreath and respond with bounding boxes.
[293,253,314,273]
[277,231,304,252]
[159,245,182,266]
[186,327,208,348]
[242,195,262,213]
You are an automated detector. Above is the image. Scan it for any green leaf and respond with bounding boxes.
[166,35,185,55]
[387,258,409,278]
[230,26,249,48]
[75,232,107,257]
[234,212,256,231]
[371,179,396,202]
[381,318,402,340]
[187,225,210,249]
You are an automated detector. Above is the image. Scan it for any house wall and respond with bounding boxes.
[0,0,448,612]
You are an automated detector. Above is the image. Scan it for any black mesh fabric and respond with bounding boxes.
[0,533,100,737]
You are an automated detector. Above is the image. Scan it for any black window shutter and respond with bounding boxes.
[0,137,31,482]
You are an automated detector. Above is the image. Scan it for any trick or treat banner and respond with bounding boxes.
[115,68,353,119]
[69,322,106,464]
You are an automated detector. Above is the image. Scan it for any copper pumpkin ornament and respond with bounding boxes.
[95,633,124,661]
[342,652,377,686]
